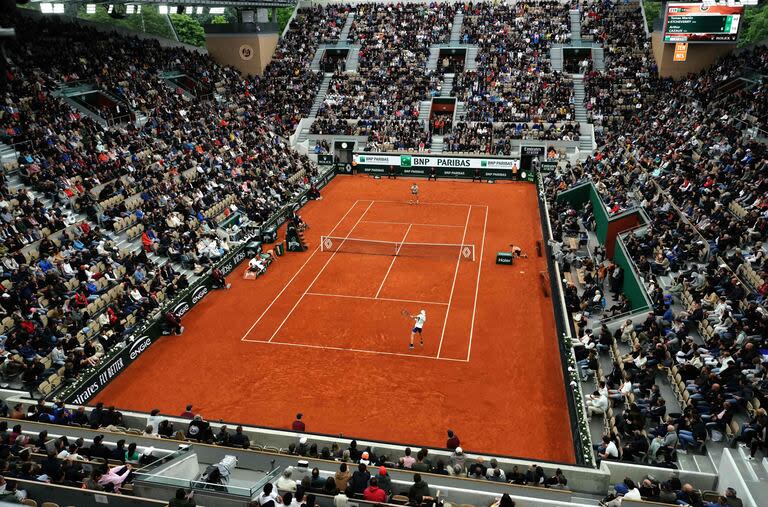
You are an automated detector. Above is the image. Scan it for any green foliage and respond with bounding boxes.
[643,1,662,33]
[77,5,175,40]
[211,15,229,25]
[169,14,206,47]
[277,7,295,33]
[740,3,768,47]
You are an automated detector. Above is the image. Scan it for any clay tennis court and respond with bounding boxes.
[94,175,575,463]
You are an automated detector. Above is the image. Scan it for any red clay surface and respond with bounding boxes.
[94,175,575,463]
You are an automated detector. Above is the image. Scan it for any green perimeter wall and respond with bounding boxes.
[556,182,649,312]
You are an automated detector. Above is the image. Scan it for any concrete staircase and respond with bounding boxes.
[427,47,440,72]
[464,46,478,71]
[550,44,564,72]
[309,74,333,118]
[310,48,324,72]
[569,9,582,43]
[296,119,316,144]
[0,142,16,168]
[440,74,454,97]
[573,77,588,123]
[346,45,360,73]
[573,76,594,158]
[60,96,109,129]
[339,12,355,41]
[450,10,464,43]
[592,46,605,71]
[418,100,432,125]
[431,135,444,153]
[454,101,467,121]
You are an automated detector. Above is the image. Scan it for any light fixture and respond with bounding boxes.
[136,5,141,14]
[107,4,114,13]
[185,6,194,14]
[52,3,64,13]
[209,7,225,14]
[86,3,96,14]
[126,4,135,14]
[196,6,204,14]
[40,2,53,13]
[158,5,169,14]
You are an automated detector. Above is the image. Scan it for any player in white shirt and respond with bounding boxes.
[409,310,426,350]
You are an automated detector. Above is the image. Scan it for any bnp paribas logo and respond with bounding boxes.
[400,155,412,167]
[358,155,366,163]
[481,160,488,167]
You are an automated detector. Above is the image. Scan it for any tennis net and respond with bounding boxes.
[320,236,476,261]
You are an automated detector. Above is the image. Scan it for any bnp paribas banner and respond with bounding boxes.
[353,153,519,170]
[352,153,524,180]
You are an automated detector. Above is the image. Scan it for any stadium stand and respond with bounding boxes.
[0,0,766,505]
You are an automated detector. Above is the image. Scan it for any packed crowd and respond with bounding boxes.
[452,1,574,123]
[445,121,580,154]
[0,404,152,495]
[600,475,746,507]
[0,10,320,393]
[239,5,351,136]
[314,2,454,129]
[543,0,768,469]
[310,118,432,152]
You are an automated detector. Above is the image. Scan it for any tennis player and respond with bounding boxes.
[510,244,528,258]
[409,183,419,205]
[409,310,426,349]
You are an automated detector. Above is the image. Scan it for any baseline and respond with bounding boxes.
[240,338,469,363]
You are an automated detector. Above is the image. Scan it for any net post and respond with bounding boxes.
[472,245,476,262]
[320,236,325,252]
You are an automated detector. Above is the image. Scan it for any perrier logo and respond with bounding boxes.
[481,160,488,167]
[400,155,412,167]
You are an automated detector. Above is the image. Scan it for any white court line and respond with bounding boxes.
[436,205,472,359]
[305,292,449,307]
[239,200,363,342]
[466,205,488,363]
[374,223,412,299]
[360,220,465,229]
[240,338,469,362]
[267,201,374,343]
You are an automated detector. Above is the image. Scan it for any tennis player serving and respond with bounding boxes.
[405,309,426,349]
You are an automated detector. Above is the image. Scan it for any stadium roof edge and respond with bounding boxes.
[28,0,297,8]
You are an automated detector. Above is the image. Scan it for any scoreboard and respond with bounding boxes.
[663,3,744,43]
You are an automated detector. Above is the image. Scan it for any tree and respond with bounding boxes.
[740,2,768,47]
[277,7,295,33]
[642,1,662,33]
[211,15,229,25]
[76,5,175,40]
[170,14,206,47]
